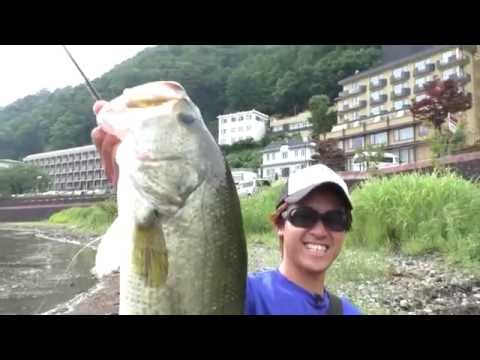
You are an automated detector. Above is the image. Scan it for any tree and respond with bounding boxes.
[308,95,337,138]
[0,164,51,195]
[353,144,386,171]
[410,77,472,133]
[310,139,346,171]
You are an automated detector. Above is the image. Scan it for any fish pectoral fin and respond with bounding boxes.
[92,217,124,278]
[132,224,168,288]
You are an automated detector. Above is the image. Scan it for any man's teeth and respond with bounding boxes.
[305,244,327,253]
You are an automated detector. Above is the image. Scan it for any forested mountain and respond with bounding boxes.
[0,45,381,160]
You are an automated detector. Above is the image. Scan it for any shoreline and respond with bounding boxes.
[2,221,480,315]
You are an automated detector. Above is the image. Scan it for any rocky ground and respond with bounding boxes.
[4,222,480,315]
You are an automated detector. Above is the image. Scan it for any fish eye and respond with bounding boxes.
[178,112,196,125]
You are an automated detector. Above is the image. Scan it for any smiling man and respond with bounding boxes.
[244,164,362,315]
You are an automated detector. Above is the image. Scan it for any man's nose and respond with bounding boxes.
[308,219,329,238]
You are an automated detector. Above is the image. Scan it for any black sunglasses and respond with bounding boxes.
[282,206,348,232]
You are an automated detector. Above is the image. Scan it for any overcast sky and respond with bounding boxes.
[0,45,154,107]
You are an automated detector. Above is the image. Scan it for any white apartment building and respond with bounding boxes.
[23,145,113,192]
[260,139,316,180]
[217,109,269,145]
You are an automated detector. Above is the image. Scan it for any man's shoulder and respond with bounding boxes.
[247,269,278,286]
[339,296,362,315]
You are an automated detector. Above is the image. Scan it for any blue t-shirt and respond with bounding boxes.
[244,269,362,315]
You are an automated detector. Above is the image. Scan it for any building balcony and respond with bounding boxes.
[413,63,435,77]
[370,94,388,106]
[369,78,387,91]
[339,100,367,113]
[447,72,472,85]
[390,71,410,85]
[414,84,426,94]
[391,88,411,100]
[339,85,367,99]
[327,109,417,140]
[437,54,469,70]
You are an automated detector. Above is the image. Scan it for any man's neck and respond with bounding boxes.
[279,262,325,295]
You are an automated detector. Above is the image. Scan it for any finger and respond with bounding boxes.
[93,100,108,115]
[91,127,107,153]
[101,134,120,185]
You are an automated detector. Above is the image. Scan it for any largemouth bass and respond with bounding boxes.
[92,81,247,315]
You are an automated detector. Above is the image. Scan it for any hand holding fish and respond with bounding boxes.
[91,101,120,186]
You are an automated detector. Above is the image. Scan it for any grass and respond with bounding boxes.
[347,169,480,266]
[48,199,117,235]
[239,181,284,245]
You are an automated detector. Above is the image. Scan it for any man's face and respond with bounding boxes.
[278,190,347,277]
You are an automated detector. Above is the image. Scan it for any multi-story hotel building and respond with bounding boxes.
[327,45,479,170]
[269,111,313,141]
[217,109,269,146]
[23,145,113,192]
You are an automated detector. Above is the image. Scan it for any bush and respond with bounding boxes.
[49,199,117,234]
[240,182,284,243]
[347,170,480,265]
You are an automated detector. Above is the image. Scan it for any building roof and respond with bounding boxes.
[23,144,97,161]
[217,109,269,119]
[262,138,315,153]
[338,45,465,86]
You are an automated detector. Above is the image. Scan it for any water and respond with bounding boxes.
[0,227,97,315]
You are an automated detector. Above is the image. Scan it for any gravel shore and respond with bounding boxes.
[4,222,479,315]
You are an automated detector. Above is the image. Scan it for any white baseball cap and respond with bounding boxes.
[277,164,352,209]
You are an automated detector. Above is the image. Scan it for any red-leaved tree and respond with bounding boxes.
[410,77,472,133]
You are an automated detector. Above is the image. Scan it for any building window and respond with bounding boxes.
[221,129,227,134]
[300,149,306,157]
[272,153,276,160]
[370,132,388,145]
[348,136,364,150]
[238,126,244,132]
[256,116,261,121]
[337,141,344,150]
[415,59,432,71]
[282,152,288,159]
[295,150,299,157]
[394,127,414,142]
[246,125,252,130]
[393,67,407,78]
[371,76,381,86]
[239,116,243,121]
[393,148,415,164]
[394,82,408,95]
[371,91,382,100]
[442,67,462,81]
[266,153,270,161]
[371,106,382,116]
[351,112,359,121]
[441,50,456,63]
[246,115,251,120]
[231,117,236,122]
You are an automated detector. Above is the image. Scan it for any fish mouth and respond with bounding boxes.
[123,81,187,109]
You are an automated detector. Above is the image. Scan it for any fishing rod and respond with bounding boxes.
[61,45,101,101]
